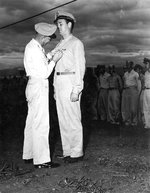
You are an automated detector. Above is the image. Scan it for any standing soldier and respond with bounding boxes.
[97,65,110,121]
[134,64,144,124]
[121,61,140,126]
[141,58,150,129]
[52,11,86,163]
[121,63,128,123]
[107,64,122,125]
[22,22,63,168]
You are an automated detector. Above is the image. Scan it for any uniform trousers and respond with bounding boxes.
[142,89,150,128]
[22,78,51,165]
[138,90,144,123]
[54,75,83,158]
[107,89,120,123]
[97,88,108,121]
[121,87,138,125]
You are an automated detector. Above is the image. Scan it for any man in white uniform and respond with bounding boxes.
[142,58,150,129]
[53,11,86,163]
[23,22,63,168]
[121,61,140,126]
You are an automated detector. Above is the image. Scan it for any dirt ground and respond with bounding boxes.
[1,76,150,193]
[0,120,150,193]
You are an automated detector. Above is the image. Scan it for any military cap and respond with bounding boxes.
[54,11,76,23]
[34,22,57,36]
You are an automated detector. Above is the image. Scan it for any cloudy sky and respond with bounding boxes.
[0,0,150,70]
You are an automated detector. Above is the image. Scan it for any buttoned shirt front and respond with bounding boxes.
[124,69,139,87]
[108,73,122,89]
[24,38,55,79]
[53,34,86,94]
[99,72,110,89]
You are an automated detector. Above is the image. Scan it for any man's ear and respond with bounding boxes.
[68,22,72,29]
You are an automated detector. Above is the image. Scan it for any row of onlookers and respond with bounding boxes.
[0,59,150,129]
[83,58,150,128]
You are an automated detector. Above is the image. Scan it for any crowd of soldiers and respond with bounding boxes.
[1,58,150,133]
[83,58,150,129]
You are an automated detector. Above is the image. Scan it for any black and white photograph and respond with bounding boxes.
[0,0,150,192]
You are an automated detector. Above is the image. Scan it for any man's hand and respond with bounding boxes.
[52,50,63,63]
[70,92,79,102]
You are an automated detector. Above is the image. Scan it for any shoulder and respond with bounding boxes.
[24,39,40,57]
[71,36,84,46]
[25,39,37,50]
[133,70,139,77]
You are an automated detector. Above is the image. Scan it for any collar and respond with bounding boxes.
[32,38,43,51]
[61,34,73,42]
[127,69,134,74]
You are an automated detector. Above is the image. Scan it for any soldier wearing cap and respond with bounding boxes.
[22,22,63,168]
[52,11,86,163]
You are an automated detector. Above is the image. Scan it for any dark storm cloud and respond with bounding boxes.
[0,0,64,33]
[73,0,150,66]
[0,0,150,68]
[0,1,46,32]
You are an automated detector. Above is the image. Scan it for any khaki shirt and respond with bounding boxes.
[124,70,139,87]
[99,72,110,89]
[53,35,86,94]
[144,71,150,88]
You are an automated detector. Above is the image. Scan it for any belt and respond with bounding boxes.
[144,87,150,89]
[28,76,47,80]
[56,72,75,75]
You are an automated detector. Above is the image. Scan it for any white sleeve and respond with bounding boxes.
[72,40,86,95]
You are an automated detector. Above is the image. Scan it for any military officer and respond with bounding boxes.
[52,11,86,163]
